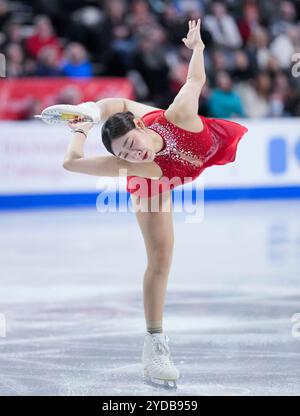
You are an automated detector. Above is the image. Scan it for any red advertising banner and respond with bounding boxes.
[0,77,135,120]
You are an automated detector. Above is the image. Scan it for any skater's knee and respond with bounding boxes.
[147,243,173,275]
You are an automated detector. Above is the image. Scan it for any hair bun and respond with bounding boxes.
[125,111,134,118]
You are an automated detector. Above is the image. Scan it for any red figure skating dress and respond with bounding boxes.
[127,110,248,198]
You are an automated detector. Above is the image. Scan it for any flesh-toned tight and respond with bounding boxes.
[131,191,174,334]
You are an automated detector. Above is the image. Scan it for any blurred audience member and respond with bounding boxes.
[208,71,245,118]
[34,45,62,76]
[133,31,169,106]
[247,26,272,71]
[0,21,26,56]
[0,0,10,31]
[270,0,298,37]
[204,2,242,49]
[169,59,188,97]
[5,43,24,77]
[230,50,255,83]
[208,49,229,76]
[270,25,300,69]
[236,72,272,118]
[238,2,261,45]
[62,42,92,78]
[25,15,62,59]
[128,0,158,34]
[102,0,136,74]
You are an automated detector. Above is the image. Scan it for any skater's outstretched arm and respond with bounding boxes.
[165,19,206,123]
[62,119,158,178]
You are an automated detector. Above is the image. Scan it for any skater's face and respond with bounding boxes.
[111,118,156,163]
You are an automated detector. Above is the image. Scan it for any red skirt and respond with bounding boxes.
[200,116,248,167]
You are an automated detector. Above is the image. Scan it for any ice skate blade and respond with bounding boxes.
[143,374,177,391]
[34,110,99,125]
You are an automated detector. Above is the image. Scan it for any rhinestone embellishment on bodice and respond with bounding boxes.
[149,119,219,170]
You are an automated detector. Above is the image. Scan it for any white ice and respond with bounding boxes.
[0,200,299,395]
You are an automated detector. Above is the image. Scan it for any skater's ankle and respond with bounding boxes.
[147,329,163,335]
[146,320,163,334]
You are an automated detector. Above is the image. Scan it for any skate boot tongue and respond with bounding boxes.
[150,333,165,340]
[148,332,168,345]
[153,333,170,343]
[150,333,170,355]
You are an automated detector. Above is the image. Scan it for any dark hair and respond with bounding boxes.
[101,111,135,155]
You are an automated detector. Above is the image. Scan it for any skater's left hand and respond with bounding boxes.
[182,19,205,51]
[68,118,93,136]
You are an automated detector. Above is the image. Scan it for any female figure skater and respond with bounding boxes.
[41,19,248,389]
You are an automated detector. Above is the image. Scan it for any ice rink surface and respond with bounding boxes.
[0,199,299,396]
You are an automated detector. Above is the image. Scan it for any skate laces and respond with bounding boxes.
[152,335,170,356]
[144,334,177,375]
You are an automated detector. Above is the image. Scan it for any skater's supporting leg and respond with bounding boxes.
[131,192,174,334]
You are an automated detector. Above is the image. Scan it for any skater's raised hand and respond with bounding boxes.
[68,117,93,136]
[182,19,204,50]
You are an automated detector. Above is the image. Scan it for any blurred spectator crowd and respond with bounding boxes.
[1,0,300,117]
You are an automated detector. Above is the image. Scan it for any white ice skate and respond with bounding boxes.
[34,101,101,126]
[142,332,180,390]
